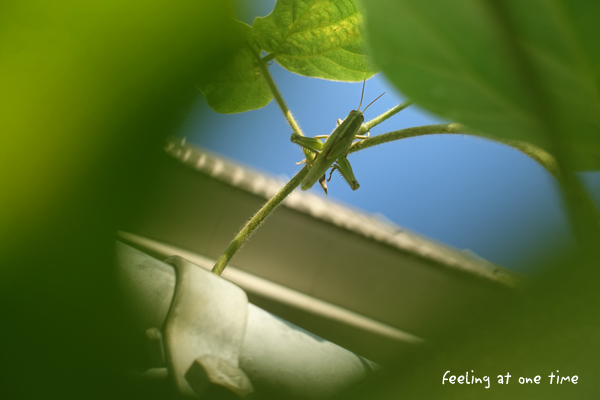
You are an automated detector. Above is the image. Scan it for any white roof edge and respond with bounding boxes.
[165,138,522,287]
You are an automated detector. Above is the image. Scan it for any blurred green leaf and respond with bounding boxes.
[364,0,600,170]
[253,0,377,82]
[0,0,236,397]
[199,21,272,114]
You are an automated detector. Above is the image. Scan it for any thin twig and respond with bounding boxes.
[212,121,566,276]
[349,123,559,178]
[253,52,304,138]
[261,53,276,63]
[360,100,413,134]
[350,123,464,153]
[212,167,309,275]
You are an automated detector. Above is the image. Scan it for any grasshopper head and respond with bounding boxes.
[348,109,365,122]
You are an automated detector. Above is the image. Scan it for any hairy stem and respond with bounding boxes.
[500,139,559,179]
[349,123,463,153]
[262,53,276,63]
[360,100,413,134]
[254,54,304,138]
[349,123,559,178]
[212,167,309,276]
[213,123,566,275]
[253,50,315,161]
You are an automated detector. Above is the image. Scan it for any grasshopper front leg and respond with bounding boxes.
[314,118,343,139]
[294,81,382,194]
[354,130,370,140]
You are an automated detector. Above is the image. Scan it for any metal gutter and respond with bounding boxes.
[119,230,424,345]
[117,241,380,398]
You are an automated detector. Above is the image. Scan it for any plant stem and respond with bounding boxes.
[262,53,276,63]
[349,123,559,178]
[360,100,413,134]
[349,123,463,153]
[212,123,567,276]
[253,50,315,160]
[212,166,309,276]
[500,139,559,179]
[254,54,305,138]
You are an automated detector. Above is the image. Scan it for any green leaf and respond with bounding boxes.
[199,21,272,114]
[253,0,377,82]
[364,0,600,170]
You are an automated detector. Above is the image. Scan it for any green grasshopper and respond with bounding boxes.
[291,82,384,194]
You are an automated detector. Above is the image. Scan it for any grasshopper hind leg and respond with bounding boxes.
[291,133,323,165]
[327,158,359,191]
[290,133,324,152]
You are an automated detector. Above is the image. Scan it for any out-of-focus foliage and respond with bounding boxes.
[364,0,600,170]
[253,0,377,81]
[342,250,600,400]
[0,1,234,398]
[199,0,377,114]
[3,0,599,398]
[198,21,273,114]
[336,1,600,399]
[0,0,234,254]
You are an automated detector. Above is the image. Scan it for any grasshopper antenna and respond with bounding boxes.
[357,79,366,111]
[362,92,385,114]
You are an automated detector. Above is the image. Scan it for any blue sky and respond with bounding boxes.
[178,1,599,274]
